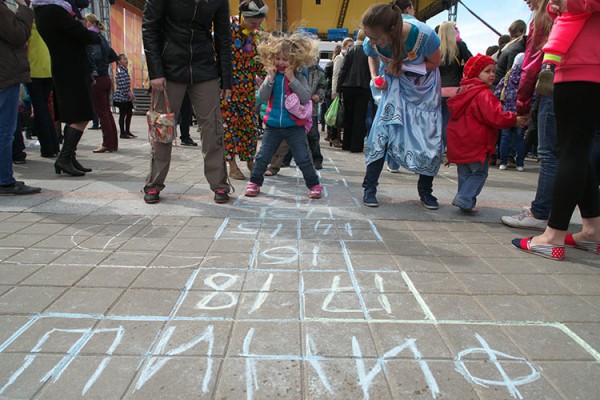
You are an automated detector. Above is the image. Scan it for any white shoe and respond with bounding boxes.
[499,164,507,170]
[517,166,524,172]
[387,166,400,173]
[501,209,548,231]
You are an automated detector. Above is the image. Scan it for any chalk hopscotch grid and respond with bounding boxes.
[1,168,599,398]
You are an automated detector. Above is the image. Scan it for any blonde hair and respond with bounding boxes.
[84,13,105,31]
[258,32,319,72]
[438,21,458,66]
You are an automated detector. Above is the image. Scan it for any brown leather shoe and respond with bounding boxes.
[229,162,245,180]
[93,146,115,153]
[331,139,342,148]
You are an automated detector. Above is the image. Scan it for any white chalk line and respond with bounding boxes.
[401,271,437,321]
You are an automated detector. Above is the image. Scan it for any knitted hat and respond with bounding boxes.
[463,54,495,80]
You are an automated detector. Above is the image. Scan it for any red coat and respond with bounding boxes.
[446,78,516,165]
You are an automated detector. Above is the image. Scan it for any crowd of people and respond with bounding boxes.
[1,0,598,261]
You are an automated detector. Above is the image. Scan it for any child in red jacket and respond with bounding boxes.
[446,54,527,213]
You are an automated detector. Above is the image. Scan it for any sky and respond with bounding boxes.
[426,0,534,55]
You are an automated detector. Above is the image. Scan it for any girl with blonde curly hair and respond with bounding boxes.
[244,32,323,199]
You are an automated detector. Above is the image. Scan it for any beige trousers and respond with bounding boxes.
[144,79,229,193]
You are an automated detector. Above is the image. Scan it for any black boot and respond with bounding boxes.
[54,126,85,176]
[65,127,92,172]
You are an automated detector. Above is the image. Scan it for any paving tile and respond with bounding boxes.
[536,361,600,400]
[531,295,600,322]
[0,221,34,234]
[100,251,158,268]
[151,251,210,269]
[0,234,46,247]
[215,358,301,399]
[0,315,33,345]
[175,290,240,319]
[0,286,66,314]
[0,263,41,284]
[109,289,182,317]
[453,273,519,295]
[227,321,301,356]
[348,254,399,271]
[385,241,433,256]
[297,252,349,271]
[504,325,596,361]
[402,272,469,294]
[21,265,93,286]
[551,274,600,295]
[30,235,79,250]
[503,274,574,295]
[302,292,366,320]
[370,323,452,360]
[0,353,64,398]
[131,268,195,290]
[244,270,299,291]
[393,255,447,272]
[422,294,492,321]
[51,249,112,266]
[76,267,141,288]
[46,287,124,315]
[476,295,551,322]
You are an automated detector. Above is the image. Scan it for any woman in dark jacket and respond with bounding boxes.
[85,13,119,153]
[438,21,472,150]
[493,20,527,86]
[33,0,100,176]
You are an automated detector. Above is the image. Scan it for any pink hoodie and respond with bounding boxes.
[555,0,600,83]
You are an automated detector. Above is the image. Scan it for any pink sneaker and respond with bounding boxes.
[308,184,323,199]
[245,182,260,197]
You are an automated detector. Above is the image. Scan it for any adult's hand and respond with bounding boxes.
[221,89,232,99]
[150,78,167,91]
[549,0,566,13]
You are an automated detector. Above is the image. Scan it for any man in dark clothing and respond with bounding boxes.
[142,0,232,204]
[336,30,372,153]
[0,0,40,195]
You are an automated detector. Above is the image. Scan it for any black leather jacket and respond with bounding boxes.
[142,0,232,89]
[337,43,371,92]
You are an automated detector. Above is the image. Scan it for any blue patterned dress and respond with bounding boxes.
[364,18,442,176]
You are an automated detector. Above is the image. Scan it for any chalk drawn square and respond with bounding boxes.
[299,240,343,255]
[302,292,365,320]
[108,289,181,317]
[302,322,378,357]
[175,291,239,319]
[86,320,164,355]
[190,271,244,292]
[158,321,232,356]
[215,358,302,400]
[303,359,393,400]
[299,229,341,241]
[227,321,301,357]
[385,360,480,399]
[256,228,298,240]
[352,271,409,293]
[370,323,453,360]
[123,356,221,399]
[363,293,428,320]
[200,252,250,269]
[236,291,299,320]
[298,252,347,271]
[243,270,299,292]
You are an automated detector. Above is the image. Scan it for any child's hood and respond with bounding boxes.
[446,78,490,119]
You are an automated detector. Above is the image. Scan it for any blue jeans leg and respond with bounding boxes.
[0,85,20,186]
[286,125,320,188]
[250,126,285,186]
[514,127,526,167]
[453,161,489,209]
[530,95,557,220]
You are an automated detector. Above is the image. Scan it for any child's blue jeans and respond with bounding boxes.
[250,125,320,189]
[499,127,525,167]
[453,160,489,209]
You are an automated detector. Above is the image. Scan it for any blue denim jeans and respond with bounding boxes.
[251,125,320,189]
[0,85,20,186]
[530,95,557,220]
[499,127,525,166]
[453,161,489,209]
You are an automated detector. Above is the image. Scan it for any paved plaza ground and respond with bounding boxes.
[1,115,598,399]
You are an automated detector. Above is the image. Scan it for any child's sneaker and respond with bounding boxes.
[245,182,260,197]
[308,184,323,199]
[499,164,507,170]
[535,63,555,96]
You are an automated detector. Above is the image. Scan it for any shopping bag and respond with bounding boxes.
[324,96,340,127]
[147,90,176,144]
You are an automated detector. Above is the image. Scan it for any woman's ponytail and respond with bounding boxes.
[389,4,404,76]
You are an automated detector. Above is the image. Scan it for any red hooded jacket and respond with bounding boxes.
[446,78,516,165]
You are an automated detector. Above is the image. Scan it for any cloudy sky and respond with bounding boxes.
[427,0,533,55]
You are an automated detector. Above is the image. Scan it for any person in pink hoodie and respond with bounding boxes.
[513,0,600,261]
[535,0,591,94]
